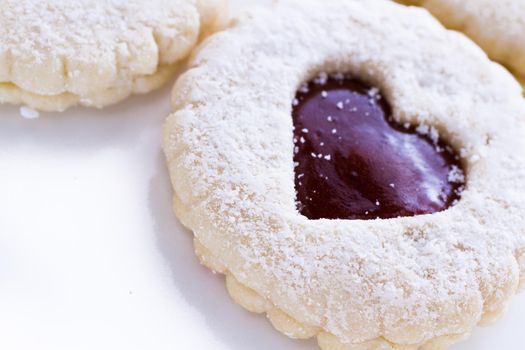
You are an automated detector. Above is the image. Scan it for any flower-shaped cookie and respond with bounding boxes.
[163,0,525,349]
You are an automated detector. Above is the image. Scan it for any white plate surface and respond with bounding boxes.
[0,1,524,349]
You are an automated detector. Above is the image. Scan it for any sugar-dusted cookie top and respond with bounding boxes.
[164,0,525,349]
[399,0,525,85]
[0,0,227,111]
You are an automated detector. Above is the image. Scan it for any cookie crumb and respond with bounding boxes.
[20,106,40,119]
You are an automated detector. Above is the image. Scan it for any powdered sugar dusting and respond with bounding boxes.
[448,165,466,184]
[1,0,196,63]
[399,0,525,79]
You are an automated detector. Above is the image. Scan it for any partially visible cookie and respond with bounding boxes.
[0,0,227,112]
[197,0,229,40]
[398,0,525,88]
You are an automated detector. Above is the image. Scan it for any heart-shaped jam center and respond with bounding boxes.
[292,75,465,220]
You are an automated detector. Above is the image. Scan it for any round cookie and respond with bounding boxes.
[397,0,525,89]
[163,0,525,349]
[0,0,227,112]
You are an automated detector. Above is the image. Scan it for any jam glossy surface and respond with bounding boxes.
[292,76,465,220]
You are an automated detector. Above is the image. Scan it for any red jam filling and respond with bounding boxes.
[292,75,465,220]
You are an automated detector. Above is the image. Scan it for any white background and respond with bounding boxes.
[1,1,524,349]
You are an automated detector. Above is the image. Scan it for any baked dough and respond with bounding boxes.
[0,0,227,112]
[163,0,525,349]
[397,0,525,88]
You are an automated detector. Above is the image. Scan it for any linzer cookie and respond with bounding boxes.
[0,0,227,112]
[163,0,525,349]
